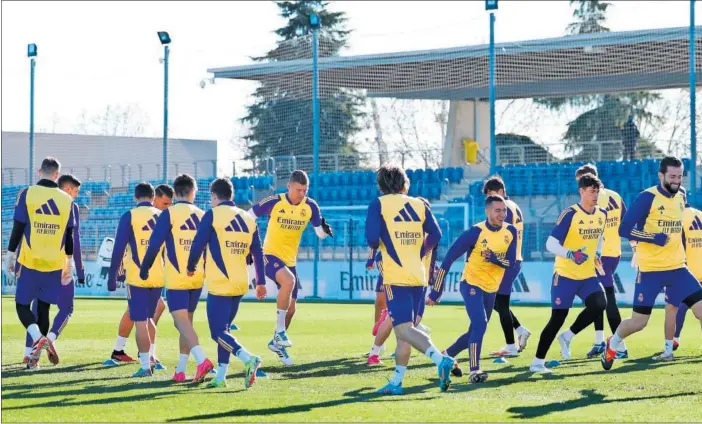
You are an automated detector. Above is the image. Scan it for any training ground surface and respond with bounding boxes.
[2,297,701,422]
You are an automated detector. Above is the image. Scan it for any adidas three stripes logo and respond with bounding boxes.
[34,199,60,215]
[179,213,201,231]
[393,202,421,223]
[225,215,250,233]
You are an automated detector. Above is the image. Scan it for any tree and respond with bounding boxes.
[241,1,365,173]
[534,0,663,161]
[74,104,149,137]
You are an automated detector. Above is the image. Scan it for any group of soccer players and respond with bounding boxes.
[5,154,701,393]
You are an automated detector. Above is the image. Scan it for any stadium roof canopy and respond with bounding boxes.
[208,26,702,100]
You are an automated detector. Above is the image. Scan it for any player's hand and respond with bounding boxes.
[321,218,334,238]
[653,233,669,247]
[481,248,493,261]
[61,258,74,286]
[4,251,17,276]
[426,297,438,306]
[77,278,85,286]
[365,258,375,271]
[630,252,638,270]
[246,254,253,266]
[255,284,267,300]
[595,255,605,276]
[567,248,589,265]
[187,270,195,277]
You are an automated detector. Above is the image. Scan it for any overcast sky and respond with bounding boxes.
[1,1,698,169]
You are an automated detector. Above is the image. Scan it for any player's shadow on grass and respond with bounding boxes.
[1,362,104,379]
[167,386,440,422]
[257,356,388,380]
[507,388,698,419]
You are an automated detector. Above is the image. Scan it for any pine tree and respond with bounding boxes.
[242,1,365,172]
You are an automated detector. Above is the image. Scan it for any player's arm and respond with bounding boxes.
[72,204,86,282]
[308,198,333,239]
[251,227,265,285]
[107,211,131,291]
[140,209,171,280]
[421,204,442,256]
[365,248,377,270]
[428,226,480,303]
[546,208,587,264]
[485,226,517,269]
[426,246,439,287]
[247,195,278,219]
[619,191,667,246]
[365,198,382,249]
[5,189,28,274]
[187,210,213,275]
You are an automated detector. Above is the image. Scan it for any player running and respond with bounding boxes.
[569,165,630,359]
[430,195,518,383]
[248,170,333,366]
[187,178,264,389]
[107,182,165,377]
[4,157,75,370]
[366,164,454,395]
[602,156,702,370]
[140,174,214,382]
[481,177,532,358]
[529,173,608,374]
[366,197,437,365]
[108,184,173,365]
[22,174,85,365]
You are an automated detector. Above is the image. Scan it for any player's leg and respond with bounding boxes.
[266,255,295,346]
[492,263,520,357]
[153,295,167,325]
[148,294,166,363]
[23,299,39,363]
[145,289,163,368]
[558,280,606,360]
[368,314,393,365]
[530,273,574,373]
[285,266,300,330]
[465,287,492,383]
[127,285,154,377]
[111,307,136,362]
[15,268,53,369]
[49,282,74,342]
[374,285,387,323]
[655,273,702,359]
[674,302,689,349]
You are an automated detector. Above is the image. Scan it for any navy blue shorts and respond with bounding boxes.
[497,261,522,296]
[415,287,427,320]
[264,254,301,299]
[551,273,603,309]
[56,280,75,310]
[635,267,702,308]
[15,266,61,306]
[166,288,202,313]
[206,293,242,336]
[385,285,425,327]
[598,256,620,288]
[127,284,163,322]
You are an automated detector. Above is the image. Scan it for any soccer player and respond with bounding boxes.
[107,182,165,377]
[365,248,388,360]
[4,157,75,369]
[187,178,264,389]
[529,173,608,374]
[568,165,630,359]
[602,156,702,370]
[429,195,518,383]
[480,177,532,358]
[109,184,173,364]
[658,197,702,357]
[22,174,85,365]
[248,170,333,365]
[366,164,454,395]
[366,197,437,365]
[139,174,214,382]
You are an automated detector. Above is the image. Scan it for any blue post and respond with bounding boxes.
[29,57,36,185]
[311,14,321,298]
[163,45,170,183]
[489,12,496,175]
[690,0,697,203]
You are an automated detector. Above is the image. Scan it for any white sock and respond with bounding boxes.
[424,346,443,366]
[24,346,33,357]
[562,329,575,342]
[370,344,382,356]
[176,353,189,373]
[532,357,545,367]
[191,345,206,365]
[114,336,128,351]
[516,326,528,336]
[664,339,674,355]
[235,348,252,364]
[216,363,229,381]
[595,330,605,345]
[149,343,156,358]
[276,309,287,333]
[617,340,627,352]
[139,352,150,371]
[48,332,57,343]
[389,365,407,386]
[610,331,624,351]
[674,337,680,343]
[27,324,42,342]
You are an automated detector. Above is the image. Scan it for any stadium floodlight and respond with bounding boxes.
[309,13,321,28]
[27,43,37,57]
[157,31,171,45]
[485,0,498,10]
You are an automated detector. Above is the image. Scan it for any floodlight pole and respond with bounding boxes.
[163,44,170,183]
[690,0,697,202]
[28,45,37,185]
[311,13,322,298]
[488,8,497,175]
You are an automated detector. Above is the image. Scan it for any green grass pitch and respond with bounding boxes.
[2,297,701,422]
